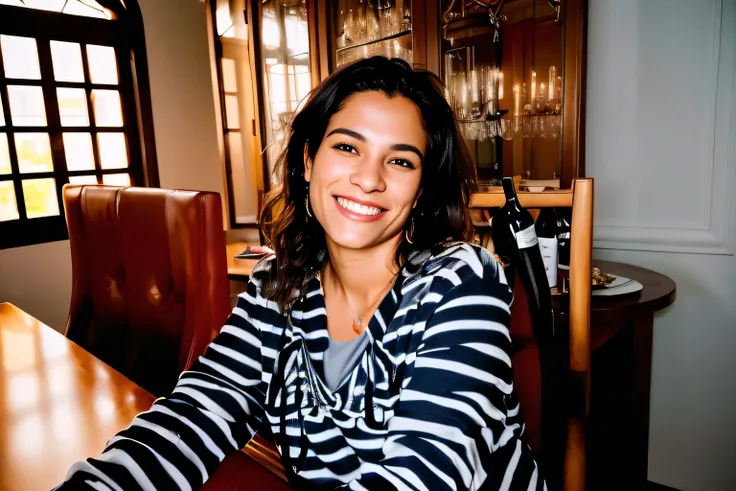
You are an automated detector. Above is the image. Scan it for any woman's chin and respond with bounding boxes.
[325,230,399,252]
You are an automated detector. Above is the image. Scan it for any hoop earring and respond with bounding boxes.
[305,192,313,218]
[405,216,414,245]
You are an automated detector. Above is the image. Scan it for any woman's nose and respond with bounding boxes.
[350,157,386,193]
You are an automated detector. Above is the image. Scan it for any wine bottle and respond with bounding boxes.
[555,208,572,270]
[535,208,558,288]
[492,178,552,314]
[492,178,564,490]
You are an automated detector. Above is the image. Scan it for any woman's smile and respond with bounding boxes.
[334,196,386,221]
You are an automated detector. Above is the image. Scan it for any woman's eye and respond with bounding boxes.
[334,143,357,154]
[390,158,415,169]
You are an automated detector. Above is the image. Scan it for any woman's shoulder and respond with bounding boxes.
[405,241,506,286]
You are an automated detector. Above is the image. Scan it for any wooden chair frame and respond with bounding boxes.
[470,178,593,491]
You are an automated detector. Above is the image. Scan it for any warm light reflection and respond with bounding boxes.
[22,178,60,218]
[63,133,95,171]
[93,396,117,424]
[0,329,36,371]
[50,41,85,83]
[87,45,118,85]
[7,371,41,413]
[0,181,19,222]
[46,362,74,399]
[0,35,41,80]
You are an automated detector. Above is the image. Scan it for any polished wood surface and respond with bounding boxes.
[226,241,260,278]
[0,302,155,490]
[0,302,291,490]
[558,262,675,490]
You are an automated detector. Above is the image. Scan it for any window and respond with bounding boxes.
[0,1,157,249]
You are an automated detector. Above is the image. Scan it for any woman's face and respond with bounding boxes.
[305,91,426,252]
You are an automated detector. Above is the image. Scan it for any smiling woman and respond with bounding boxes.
[57,57,545,491]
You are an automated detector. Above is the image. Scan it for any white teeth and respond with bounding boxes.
[336,197,382,216]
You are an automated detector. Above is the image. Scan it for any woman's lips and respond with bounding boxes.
[333,196,386,222]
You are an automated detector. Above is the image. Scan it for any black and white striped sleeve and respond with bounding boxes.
[54,264,272,491]
[339,255,545,491]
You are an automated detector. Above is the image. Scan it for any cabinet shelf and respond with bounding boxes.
[336,29,412,54]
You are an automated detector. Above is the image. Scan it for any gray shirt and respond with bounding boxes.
[322,332,370,391]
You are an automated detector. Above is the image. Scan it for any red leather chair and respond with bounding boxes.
[62,185,231,396]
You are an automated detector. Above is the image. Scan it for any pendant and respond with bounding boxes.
[352,316,362,334]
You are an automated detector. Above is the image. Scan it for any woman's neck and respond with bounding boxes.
[325,236,401,305]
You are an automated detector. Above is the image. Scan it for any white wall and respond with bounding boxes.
[0,0,223,331]
[587,0,736,490]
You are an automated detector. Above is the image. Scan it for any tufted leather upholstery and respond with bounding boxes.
[62,185,231,397]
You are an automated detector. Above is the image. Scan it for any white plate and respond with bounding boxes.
[592,276,643,296]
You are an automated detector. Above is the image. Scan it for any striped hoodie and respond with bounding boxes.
[56,242,545,490]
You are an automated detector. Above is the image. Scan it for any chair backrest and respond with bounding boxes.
[62,185,231,396]
[470,178,593,491]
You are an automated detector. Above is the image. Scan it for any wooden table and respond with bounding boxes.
[0,302,290,491]
[579,261,676,490]
[226,241,260,278]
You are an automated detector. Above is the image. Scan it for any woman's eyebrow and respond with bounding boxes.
[326,128,365,141]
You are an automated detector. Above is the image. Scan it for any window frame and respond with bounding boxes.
[0,4,157,249]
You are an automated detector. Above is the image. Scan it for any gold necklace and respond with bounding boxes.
[323,267,398,334]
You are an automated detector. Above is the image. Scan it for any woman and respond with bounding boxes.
[57,57,543,490]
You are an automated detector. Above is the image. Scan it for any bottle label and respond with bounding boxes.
[538,237,558,287]
[514,224,539,249]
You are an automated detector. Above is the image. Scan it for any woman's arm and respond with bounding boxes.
[55,263,274,491]
[339,251,545,491]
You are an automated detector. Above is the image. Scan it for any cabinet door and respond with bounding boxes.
[322,0,431,72]
[249,0,318,193]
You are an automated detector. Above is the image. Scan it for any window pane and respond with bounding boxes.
[8,86,47,126]
[0,35,41,80]
[16,0,66,11]
[0,181,19,222]
[0,97,5,126]
[91,90,122,127]
[0,135,10,175]
[225,95,240,129]
[102,173,130,186]
[222,59,237,92]
[62,133,95,171]
[22,178,59,218]
[57,88,89,126]
[97,133,127,169]
[50,41,85,83]
[69,175,98,185]
[87,45,118,84]
[15,133,53,173]
[62,0,110,19]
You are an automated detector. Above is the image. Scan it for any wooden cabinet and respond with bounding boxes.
[246,0,588,194]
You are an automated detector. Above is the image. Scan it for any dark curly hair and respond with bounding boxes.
[259,56,477,311]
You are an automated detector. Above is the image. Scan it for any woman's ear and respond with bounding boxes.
[303,143,312,182]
